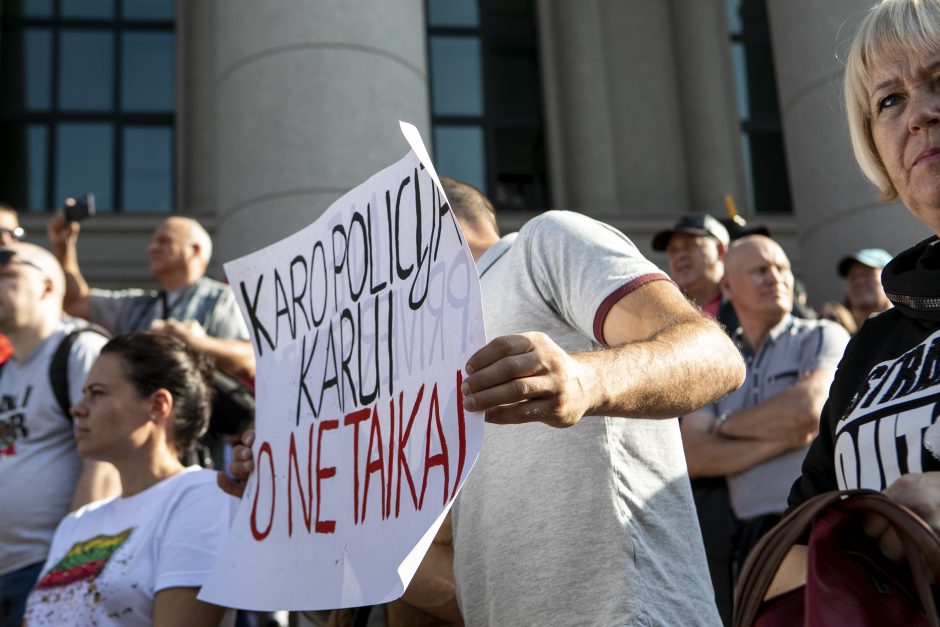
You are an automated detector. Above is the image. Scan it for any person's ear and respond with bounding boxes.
[39,276,55,299]
[720,276,732,301]
[148,388,174,424]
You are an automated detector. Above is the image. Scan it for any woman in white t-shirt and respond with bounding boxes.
[23,332,236,627]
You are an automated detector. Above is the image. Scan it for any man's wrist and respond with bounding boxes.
[710,410,731,436]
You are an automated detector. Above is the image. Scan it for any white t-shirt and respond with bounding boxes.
[0,320,108,575]
[24,468,236,627]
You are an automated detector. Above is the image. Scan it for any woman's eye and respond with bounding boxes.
[878,93,903,111]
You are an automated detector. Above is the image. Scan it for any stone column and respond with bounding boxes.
[767,0,927,303]
[211,0,431,266]
[177,0,217,220]
[670,0,748,216]
[537,0,688,215]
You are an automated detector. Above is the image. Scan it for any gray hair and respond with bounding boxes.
[166,216,212,267]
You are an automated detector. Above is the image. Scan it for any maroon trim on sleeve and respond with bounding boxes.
[592,273,672,346]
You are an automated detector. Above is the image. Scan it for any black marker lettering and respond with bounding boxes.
[240,276,275,356]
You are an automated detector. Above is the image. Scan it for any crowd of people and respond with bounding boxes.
[2,0,940,625]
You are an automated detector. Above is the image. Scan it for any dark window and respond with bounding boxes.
[0,0,175,213]
[726,0,792,214]
[426,0,549,213]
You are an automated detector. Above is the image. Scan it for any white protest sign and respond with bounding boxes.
[200,123,486,610]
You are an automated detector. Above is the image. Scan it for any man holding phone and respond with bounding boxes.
[46,213,254,379]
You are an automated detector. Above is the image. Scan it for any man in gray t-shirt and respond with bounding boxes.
[680,236,849,573]
[223,179,747,625]
[443,179,745,626]
[47,215,253,379]
[0,242,114,627]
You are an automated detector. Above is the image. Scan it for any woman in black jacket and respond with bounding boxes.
[771,0,940,597]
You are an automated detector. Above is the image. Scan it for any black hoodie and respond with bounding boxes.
[789,236,940,507]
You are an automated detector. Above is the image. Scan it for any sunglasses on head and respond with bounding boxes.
[0,227,25,241]
[0,249,41,271]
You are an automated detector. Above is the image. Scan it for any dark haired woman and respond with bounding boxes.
[23,333,235,627]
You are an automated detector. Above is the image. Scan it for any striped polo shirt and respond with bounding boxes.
[716,314,850,519]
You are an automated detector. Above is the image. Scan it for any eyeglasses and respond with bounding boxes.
[0,249,42,272]
[0,227,25,241]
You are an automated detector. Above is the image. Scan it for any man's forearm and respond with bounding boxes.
[682,413,792,477]
[190,335,256,379]
[462,281,745,428]
[580,316,745,419]
[720,371,832,442]
[57,241,92,319]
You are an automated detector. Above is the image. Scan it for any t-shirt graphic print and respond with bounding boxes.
[834,328,940,491]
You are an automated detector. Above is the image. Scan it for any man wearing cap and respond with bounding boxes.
[839,248,893,330]
[652,215,739,334]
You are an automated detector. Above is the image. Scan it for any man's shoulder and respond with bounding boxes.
[194,275,230,290]
[520,210,610,238]
[191,276,235,300]
[0,322,103,388]
[43,320,105,359]
[61,322,110,355]
[786,315,851,343]
[517,211,643,262]
[89,286,153,302]
[766,316,850,371]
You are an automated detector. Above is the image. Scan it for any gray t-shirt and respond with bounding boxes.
[452,211,721,626]
[0,320,108,574]
[717,315,849,520]
[89,276,249,339]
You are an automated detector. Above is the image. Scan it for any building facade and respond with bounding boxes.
[0,0,929,302]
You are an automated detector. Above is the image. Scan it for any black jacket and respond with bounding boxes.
[789,236,940,507]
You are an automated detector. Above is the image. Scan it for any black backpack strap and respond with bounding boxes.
[50,324,111,421]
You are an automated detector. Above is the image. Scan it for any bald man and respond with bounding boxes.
[680,235,850,575]
[47,215,253,378]
[0,242,118,626]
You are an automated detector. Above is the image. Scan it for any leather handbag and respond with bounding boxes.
[734,489,940,627]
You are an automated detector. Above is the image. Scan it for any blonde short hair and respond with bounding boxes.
[845,0,940,201]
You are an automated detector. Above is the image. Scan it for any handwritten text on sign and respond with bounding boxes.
[200,123,486,611]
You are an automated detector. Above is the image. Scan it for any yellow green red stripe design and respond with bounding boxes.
[34,528,134,590]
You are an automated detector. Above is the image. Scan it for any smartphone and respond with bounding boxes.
[63,193,95,223]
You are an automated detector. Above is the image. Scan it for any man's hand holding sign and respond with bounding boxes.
[460,279,741,427]
[200,123,486,611]
[209,123,746,624]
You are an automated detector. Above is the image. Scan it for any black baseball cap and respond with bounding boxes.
[719,215,771,241]
[651,214,730,251]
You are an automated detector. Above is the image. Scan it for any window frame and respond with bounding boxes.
[0,2,175,213]
[726,0,792,214]
[425,0,549,213]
